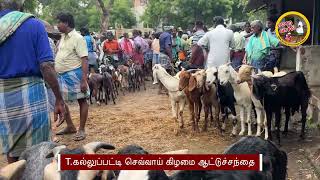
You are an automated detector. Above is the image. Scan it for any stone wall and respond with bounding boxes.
[296,45,320,125]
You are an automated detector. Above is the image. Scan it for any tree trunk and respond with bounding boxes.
[96,0,114,33]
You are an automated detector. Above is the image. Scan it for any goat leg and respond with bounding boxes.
[209,106,214,127]
[266,110,272,141]
[283,107,290,136]
[179,99,186,129]
[275,111,281,145]
[300,102,308,139]
[238,107,245,136]
[203,106,209,132]
[246,106,252,136]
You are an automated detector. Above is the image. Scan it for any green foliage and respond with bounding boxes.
[142,0,234,29]
[110,0,136,28]
[25,0,136,32]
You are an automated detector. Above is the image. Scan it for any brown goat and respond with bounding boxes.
[202,81,221,132]
[178,70,204,132]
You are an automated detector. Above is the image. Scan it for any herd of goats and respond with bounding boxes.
[0,61,311,180]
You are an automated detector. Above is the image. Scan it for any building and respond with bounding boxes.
[133,0,148,28]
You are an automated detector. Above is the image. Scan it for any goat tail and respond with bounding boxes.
[297,71,311,99]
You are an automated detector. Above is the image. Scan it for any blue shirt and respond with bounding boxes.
[84,35,94,52]
[159,32,172,54]
[0,10,53,79]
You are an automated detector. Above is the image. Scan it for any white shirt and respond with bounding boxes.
[197,25,235,68]
[296,21,304,34]
[240,31,250,48]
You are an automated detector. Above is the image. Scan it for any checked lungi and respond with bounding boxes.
[57,67,90,102]
[0,77,51,157]
[152,52,171,70]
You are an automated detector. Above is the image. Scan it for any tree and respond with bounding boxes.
[142,0,234,29]
[109,0,136,28]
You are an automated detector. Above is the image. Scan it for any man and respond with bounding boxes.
[197,16,235,68]
[119,32,134,63]
[244,20,279,72]
[266,16,282,70]
[171,28,182,62]
[240,22,253,48]
[103,32,120,65]
[159,26,173,73]
[230,25,246,69]
[192,21,206,45]
[0,0,65,163]
[132,29,148,65]
[80,27,98,73]
[55,13,89,141]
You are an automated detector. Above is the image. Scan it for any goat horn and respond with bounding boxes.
[46,145,67,159]
[83,142,115,154]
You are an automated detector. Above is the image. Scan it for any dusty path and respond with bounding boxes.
[1,82,319,179]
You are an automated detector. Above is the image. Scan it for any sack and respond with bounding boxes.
[0,11,34,45]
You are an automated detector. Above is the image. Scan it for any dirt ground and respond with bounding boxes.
[1,81,320,179]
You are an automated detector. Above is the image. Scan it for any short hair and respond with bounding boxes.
[0,0,25,11]
[267,16,278,24]
[56,12,75,29]
[195,21,204,28]
[80,27,89,35]
[213,16,225,26]
[133,29,140,36]
[251,20,264,31]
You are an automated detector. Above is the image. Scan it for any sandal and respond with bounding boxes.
[56,127,77,135]
[73,131,86,141]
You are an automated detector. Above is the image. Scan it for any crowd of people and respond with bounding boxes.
[0,0,284,165]
[72,15,282,79]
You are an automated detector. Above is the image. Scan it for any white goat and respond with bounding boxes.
[218,64,253,136]
[153,64,187,134]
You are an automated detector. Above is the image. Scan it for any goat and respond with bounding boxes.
[153,64,187,134]
[218,64,252,136]
[251,71,311,144]
[106,137,287,180]
[134,64,147,91]
[118,65,129,95]
[128,64,137,92]
[236,65,288,140]
[0,142,115,180]
[102,71,116,105]
[88,73,103,105]
[204,67,221,132]
[178,69,205,132]
[115,145,188,180]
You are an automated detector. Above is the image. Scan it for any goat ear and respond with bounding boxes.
[46,145,66,159]
[188,76,197,91]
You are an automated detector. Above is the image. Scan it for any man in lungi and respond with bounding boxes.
[55,13,90,141]
[0,0,65,163]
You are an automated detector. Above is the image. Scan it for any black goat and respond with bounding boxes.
[217,81,238,134]
[252,71,311,145]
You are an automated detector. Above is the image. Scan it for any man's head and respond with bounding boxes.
[228,25,237,33]
[80,27,89,36]
[213,16,225,27]
[56,12,75,33]
[251,20,264,36]
[195,21,204,31]
[267,16,277,30]
[0,0,25,11]
[106,32,114,41]
[172,28,177,37]
[132,29,140,38]
[123,33,129,39]
[243,21,251,33]
[144,32,149,39]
